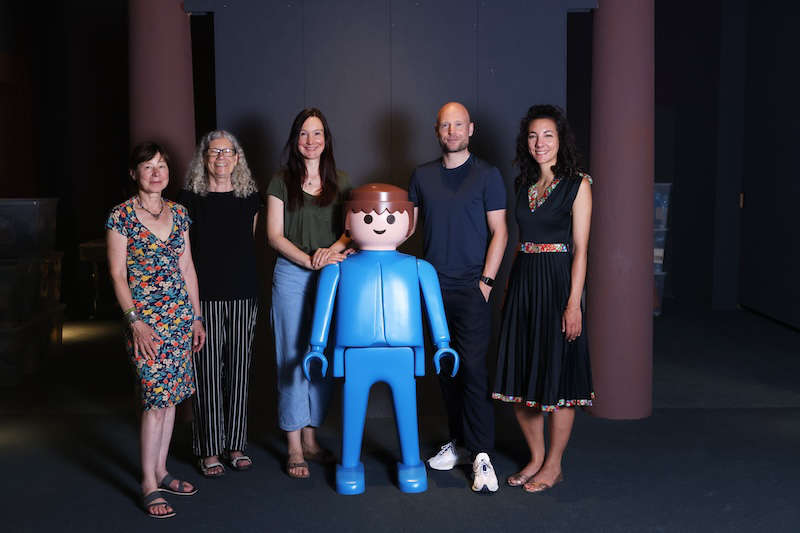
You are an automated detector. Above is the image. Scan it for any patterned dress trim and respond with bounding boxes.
[527,172,593,213]
[527,178,561,213]
[519,242,569,253]
[491,392,595,412]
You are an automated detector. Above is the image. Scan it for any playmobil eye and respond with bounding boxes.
[363,214,373,224]
[386,214,396,224]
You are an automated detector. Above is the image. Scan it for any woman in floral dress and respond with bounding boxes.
[106,142,206,518]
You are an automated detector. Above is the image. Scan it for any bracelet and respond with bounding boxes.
[123,307,139,324]
[193,315,205,325]
[479,275,495,287]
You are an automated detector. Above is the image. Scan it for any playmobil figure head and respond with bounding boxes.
[345,183,414,250]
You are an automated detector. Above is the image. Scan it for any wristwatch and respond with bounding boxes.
[479,276,494,287]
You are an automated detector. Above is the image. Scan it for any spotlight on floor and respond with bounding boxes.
[62,321,119,344]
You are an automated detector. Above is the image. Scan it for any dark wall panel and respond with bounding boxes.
[305,0,390,184]
[739,0,800,328]
[211,2,304,188]
[654,0,720,306]
[711,0,746,310]
[477,0,569,193]
[390,0,478,180]
[567,10,593,170]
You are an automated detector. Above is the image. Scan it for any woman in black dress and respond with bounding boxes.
[492,104,594,493]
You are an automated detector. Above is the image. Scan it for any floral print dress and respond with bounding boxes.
[106,198,196,410]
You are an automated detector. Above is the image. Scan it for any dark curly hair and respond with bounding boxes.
[514,104,582,190]
[281,108,339,210]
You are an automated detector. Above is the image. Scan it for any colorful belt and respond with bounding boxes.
[519,242,568,253]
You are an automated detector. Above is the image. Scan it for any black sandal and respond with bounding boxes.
[158,473,198,496]
[143,490,176,519]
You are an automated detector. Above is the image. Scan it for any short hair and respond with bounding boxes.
[129,141,169,172]
[345,183,414,237]
[184,130,257,197]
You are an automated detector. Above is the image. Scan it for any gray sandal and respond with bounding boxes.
[226,452,253,471]
[143,490,176,519]
[198,458,225,478]
[158,473,198,495]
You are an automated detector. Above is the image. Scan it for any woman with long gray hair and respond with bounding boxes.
[179,130,262,477]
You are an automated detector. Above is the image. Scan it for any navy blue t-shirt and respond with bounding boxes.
[408,154,506,289]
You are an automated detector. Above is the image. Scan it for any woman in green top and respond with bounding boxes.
[267,108,351,479]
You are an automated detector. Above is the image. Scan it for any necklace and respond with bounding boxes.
[302,176,321,194]
[136,197,164,219]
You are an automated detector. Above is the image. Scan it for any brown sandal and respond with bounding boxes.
[287,460,310,479]
[507,472,534,487]
[523,474,564,493]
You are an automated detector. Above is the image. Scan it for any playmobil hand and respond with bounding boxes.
[303,346,328,381]
[433,343,459,377]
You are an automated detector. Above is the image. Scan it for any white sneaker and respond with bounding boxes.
[471,452,499,493]
[427,440,471,471]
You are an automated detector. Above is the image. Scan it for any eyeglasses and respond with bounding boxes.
[206,148,237,157]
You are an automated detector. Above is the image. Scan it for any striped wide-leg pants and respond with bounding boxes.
[192,298,259,457]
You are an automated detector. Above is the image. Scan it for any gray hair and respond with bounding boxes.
[184,130,257,197]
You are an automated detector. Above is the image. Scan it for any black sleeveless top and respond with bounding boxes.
[514,173,589,245]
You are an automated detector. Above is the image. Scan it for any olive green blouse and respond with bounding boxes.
[267,170,350,255]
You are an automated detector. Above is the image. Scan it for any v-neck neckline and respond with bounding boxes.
[528,178,561,213]
[130,198,175,243]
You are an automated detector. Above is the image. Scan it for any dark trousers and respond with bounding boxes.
[439,286,495,457]
[192,298,258,457]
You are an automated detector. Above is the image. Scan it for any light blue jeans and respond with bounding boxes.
[271,256,332,431]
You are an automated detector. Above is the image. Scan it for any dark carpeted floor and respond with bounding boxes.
[2,301,799,532]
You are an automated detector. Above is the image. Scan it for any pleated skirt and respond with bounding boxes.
[492,251,594,411]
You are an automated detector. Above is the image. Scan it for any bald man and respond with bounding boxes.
[408,102,508,493]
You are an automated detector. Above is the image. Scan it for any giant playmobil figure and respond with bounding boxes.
[303,183,459,495]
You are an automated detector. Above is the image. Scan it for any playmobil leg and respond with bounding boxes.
[390,372,427,493]
[338,375,369,495]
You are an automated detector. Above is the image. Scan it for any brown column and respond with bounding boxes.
[129,1,196,423]
[129,0,195,195]
[586,0,654,419]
